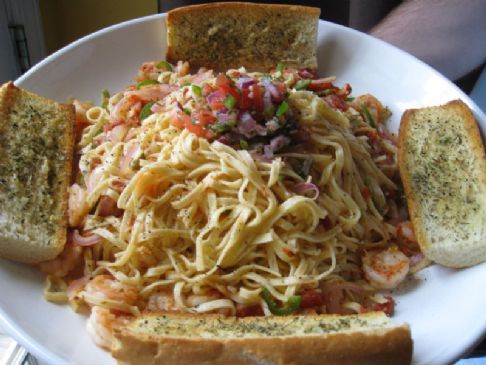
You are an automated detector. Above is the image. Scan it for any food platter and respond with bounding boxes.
[0,13,485,365]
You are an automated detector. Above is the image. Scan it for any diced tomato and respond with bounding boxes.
[185,122,206,137]
[239,88,252,110]
[336,83,352,99]
[300,290,324,309]
[307,78,334,92]
[365,130,380,144]
[362,186,371,199]
[272,81,286,94]
[372,296,394,316]
[250,84,264,113]
[194,109,217,127]
[207,90,226,111]
[202,83,216,96]
[236,304,264,317]
[283,247,295,257]
[323,95,348,111]
[170,109,216,139]
[170,110,189,129]
[216,74,240,105]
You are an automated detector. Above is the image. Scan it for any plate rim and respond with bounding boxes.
[3,12,485,365]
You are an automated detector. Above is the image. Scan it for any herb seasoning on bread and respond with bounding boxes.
[0,82,74,263]
[112,312,413,365]
[398,100,486,268]
[166,2,320,72]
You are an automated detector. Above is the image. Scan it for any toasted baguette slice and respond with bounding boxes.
[398,100,486,268]
[166,2,320,72]
[0,82,74,263]
[112,312,412,365]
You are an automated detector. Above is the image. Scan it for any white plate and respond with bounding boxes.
[1,13,485,365]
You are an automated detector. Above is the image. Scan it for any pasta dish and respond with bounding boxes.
[38,60,423,349]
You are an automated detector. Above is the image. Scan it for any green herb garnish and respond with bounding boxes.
[191,84,202,97]
[156,60,172,71]
[101,89,110,110]
[276,100,289,117]
[363,176,370,187]
[239,139,249,149]
[223,94,237,110]
[136,79,160,89]
[277,63,284,73]
[360,104,376,128]
[211,122,234,133]
[294,79,311,90]
[261,288,301,316]
[263,106,275,119]
[139,101,155,121]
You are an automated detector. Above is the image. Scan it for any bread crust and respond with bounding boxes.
[398,99,486,268]
[0,81,74,263]
[166,2,320,72]
[112,313,412,365]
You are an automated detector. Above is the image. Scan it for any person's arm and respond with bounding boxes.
[369,0,486,81]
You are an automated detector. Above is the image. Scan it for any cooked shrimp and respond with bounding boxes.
[68,183,90,227]
[84,275,138,305]
[362,246,410,290]
[146,291,180,312]
[352,94,387,124]
[86,306,130,350]
[134,246,159,270]
[110,85,178,123]
[38,242,83,277]
[396,221,421,255]
[185,291,222,307]
[176,60,190,76]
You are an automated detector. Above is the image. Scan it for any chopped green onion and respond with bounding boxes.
[239,139,249,149]
[191,84,202,97]
[261,288,301,316]
[156,60,173,71]
[277,63,284,73]
[139,101,155,121]
[183,108,191,115]
[294,79,311,91]
[360,104,376,128]
[211,122,233,133]
[101,89,110,109]
[276,100,289,117]
[278,174,285,181]
[136,79,160,89]
[223,94,237,110]
[263,106,275,119]
[363,176,370,187]
[346,96,355,102]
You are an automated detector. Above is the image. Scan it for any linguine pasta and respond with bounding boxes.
[40,61,420,347]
